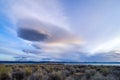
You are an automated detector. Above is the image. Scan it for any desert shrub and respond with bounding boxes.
[63,70,70,77]
[109,67,120,80]
[29,72,47,80]
[85,69,96,79]
[92,72,105,80]
[0,73,12,80]
[100,67,109,76]
[106,74,116,80]
[84,68,96,79]
[48,71,63,80]
[2,64,120,80]
[0,65,12,80]
[24,67,32,77]
[95,67,101,71]
[74,72,84,80]
[69,68,76,75]
[44,66,51,73]
[12,68,25,80]
[90,69,96,76]
[79,68,85,73]
[65,76,75,80]
[32,67,39,73]
[85,70,92,79]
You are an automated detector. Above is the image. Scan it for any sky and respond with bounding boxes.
[0,0,120,61]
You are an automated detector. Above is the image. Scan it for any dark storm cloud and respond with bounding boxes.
[17,28,48,41]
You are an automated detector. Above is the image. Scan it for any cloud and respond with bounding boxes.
[16,17,81,57]
[32,44,41,49]
[13,56,28,61]
[17,18,81,44]
[17,27,48,41]
[86,37,120,54]
[2,0,70,30]
[0,0,83,61]
[22,49,41,54]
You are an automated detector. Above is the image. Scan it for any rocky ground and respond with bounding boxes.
[0,64,120,80]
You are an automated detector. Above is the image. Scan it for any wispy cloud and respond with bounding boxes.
[2,0,70,30]
[0,0,82,61]
[1,0,120,61]
[86,37,120,54]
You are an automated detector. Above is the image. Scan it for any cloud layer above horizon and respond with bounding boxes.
[0,0,120,61]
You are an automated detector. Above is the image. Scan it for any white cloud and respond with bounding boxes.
[2,0,120,61]
[86,37,120,55]
[2,0,70,31]
[0,0,83,61]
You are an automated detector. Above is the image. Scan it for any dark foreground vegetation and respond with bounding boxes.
[0,64,120,80]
